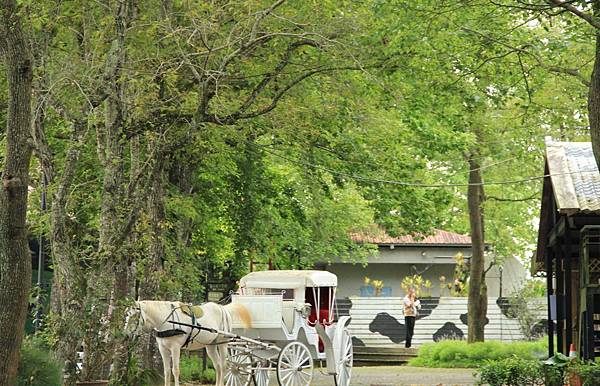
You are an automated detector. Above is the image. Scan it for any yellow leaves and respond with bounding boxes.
[372,279,384,290]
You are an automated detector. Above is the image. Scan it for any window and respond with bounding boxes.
[246,287,294,300]
[360,286,392,297]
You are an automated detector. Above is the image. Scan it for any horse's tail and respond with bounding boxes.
[224,303,252,329]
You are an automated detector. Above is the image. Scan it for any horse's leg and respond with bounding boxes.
[216,343,229,386]
[207,345,222,386]
[171,346,181,386]
[157,339,172,386]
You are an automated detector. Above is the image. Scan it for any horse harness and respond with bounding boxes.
[155,303,227,347]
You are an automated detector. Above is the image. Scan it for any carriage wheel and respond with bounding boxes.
[276,341,313,386]
[252,361,271,386]
[225,345,252,386]
[333,329,353,386]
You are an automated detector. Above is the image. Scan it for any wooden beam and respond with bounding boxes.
[549,216,567,247]
[570,215,600,228]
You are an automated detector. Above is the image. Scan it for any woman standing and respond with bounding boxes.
[403,287,420,348]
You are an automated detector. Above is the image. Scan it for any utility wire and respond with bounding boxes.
[254,140,524,176]
[258,146,596,188]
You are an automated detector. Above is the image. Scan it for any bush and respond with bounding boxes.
[573,362,600,386]
[16,337,62,386]
[409,339,547,368]
[125,354,162,386]
[476,357,561,386]
[179,353,216,384]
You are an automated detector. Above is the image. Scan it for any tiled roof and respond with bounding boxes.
[546,138,600,213]
[351,227,472,246]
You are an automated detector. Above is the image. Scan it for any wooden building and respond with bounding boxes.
[535,138,600,359]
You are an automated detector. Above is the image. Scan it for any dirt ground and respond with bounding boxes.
[189,365,479,386]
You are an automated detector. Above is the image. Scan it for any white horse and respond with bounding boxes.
[126,300,251,386]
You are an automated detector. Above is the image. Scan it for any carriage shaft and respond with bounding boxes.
[167,320,279,351]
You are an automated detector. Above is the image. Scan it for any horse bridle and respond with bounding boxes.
[129,304,145,336]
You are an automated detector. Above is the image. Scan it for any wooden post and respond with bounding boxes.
[556,247,564,354]
[546,247,555,357]
[563,234,573,352]
[586,293,595,360]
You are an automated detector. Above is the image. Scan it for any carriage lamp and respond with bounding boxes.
[298,303,312,318]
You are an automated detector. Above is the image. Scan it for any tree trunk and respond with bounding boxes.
[467,155,488,343]
[50,129,88,385]
[590,3,600,165]
[83,0,135,381]
[137,156,166,370]
[0,1,34,384]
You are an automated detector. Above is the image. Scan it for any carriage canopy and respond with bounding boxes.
[239,270,337,289]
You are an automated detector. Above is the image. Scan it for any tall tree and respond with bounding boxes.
[466,153,487,342]
[0,0,34,383]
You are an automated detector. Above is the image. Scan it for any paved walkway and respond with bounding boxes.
[190,365,479,385]
[312,366,478,386]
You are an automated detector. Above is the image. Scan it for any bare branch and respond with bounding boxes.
[484,261,496,275]
[203,65,362,125]
[547,0,600,29]
[487,192,538,202]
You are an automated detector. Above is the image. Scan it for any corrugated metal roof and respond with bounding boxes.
[546,138,600,213]
[351,227,472,246]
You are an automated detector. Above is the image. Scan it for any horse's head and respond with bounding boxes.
[124,301,145,337]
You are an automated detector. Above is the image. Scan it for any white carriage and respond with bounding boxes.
[224,270,353,386]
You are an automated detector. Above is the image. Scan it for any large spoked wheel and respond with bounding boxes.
[334,329,353,386]
[276,341,313,386]
[225,345,253,386]
[252,360,271,386]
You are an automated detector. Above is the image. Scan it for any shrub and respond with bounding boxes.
[125,353,162,386]
[409,339,547,368]
[179,353,216,384]
[476,357,561,386]
[506,281,547,340]
[573,362,600,386]
[16,337,62,386]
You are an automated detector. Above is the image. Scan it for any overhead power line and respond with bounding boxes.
[257,146,596,188]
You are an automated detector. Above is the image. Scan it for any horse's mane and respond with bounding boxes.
[138,300,184,329]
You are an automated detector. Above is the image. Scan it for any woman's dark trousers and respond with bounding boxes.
[405,316,416,348]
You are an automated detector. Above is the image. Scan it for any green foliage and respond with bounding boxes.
[16,337,62,386]
[12,0,597,380]
[476,357,561,386]
[179,354,215,384]
[409,340,548,368]
[573,361,600,386]
[124,352,162,386]
[507,279,547,340]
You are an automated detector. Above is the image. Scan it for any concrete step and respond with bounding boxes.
[353,346,418,365]
[354,346,417,354]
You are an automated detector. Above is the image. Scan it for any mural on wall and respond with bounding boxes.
[459,313,489,326]
[433,322,464,341]
[346,297,548,347]
[369,313,406,344]
[367,298,441,343]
